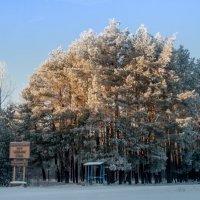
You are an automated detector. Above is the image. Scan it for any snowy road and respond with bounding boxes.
[1,184,200,200]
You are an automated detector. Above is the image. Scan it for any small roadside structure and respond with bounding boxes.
[9,141,30,186]
[84,161,105,185]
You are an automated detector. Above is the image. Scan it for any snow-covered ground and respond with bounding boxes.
[1,183,200,200]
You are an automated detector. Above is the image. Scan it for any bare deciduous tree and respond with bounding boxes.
[0,62,13,112]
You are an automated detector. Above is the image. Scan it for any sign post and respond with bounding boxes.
[9,142,30,186]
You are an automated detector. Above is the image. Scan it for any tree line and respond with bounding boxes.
[1,20,200,185]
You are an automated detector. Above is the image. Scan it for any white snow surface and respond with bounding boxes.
[1,183,200,200]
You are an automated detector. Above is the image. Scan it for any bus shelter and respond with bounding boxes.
[84,162,105,184]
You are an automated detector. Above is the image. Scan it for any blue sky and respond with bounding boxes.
[0,0,200,102]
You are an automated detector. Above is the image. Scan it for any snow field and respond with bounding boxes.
[1,184,200,200]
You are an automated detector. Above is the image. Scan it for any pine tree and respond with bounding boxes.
[20,20,200,184]
[0,107,14,186]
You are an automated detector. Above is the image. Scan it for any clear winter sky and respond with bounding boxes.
[0,0,200,103]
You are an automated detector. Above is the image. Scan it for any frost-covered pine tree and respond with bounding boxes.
[0,106,14,186]
[21,20,200,184]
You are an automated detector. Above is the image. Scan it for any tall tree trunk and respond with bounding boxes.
[39,154,46,181]
[56,166,61,182]
[41,166,46,181]
[119,170,124,184]
[64,150,70,183]
[75,160,78,184]
[166,149,173,183]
